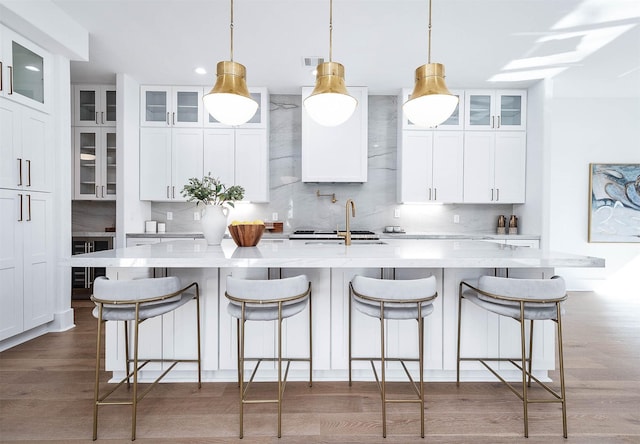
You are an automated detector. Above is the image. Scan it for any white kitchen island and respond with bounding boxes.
[67,238,604,383]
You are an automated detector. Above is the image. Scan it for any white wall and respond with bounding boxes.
[548,96,640,291]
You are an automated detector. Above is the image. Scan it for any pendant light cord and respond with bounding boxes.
[427,0,432,63]
[230,0,234,61]
[329,0,333,62]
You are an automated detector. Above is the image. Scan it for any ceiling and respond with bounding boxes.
[51,0,640,96]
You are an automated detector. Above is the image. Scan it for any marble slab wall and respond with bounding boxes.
[150,94,514,234]
[72,201,116,232]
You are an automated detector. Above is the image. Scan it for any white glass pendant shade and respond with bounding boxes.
[403,63,458,128]
[203,61,258,126]
[304,61,357,127]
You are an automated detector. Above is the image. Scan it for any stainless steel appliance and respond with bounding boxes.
[72,236,113,299]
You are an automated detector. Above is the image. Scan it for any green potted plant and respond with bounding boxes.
[182,173,244,245]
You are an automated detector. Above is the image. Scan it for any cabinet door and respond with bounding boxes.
[74,128,99,199]
[22,192,53,330]
[301,86,368,182]
[74,85,116,127]
[1,27,52,113]
[400,88,465,130]
[463,132,495,203]
[171,128,203,200]
[140,86,170,127]
[235,129,269,202]
[494,132,526,203]
[21,107,52,192]
[103,130,117,199]
[496,90,526,130]
[203,87,268,129]
[0,99,21,189]
[173,88,203,127]
[203,129,235,189]
[0,190,24,341]
[465,90,494,130]
[432,131,464,202]
[399,131,432,203]
[140,128,172,200]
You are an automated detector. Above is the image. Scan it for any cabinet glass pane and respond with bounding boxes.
[176,91,199,123]
[500,95,522,126]
[468,95,491,126]
[440,95,461,126]
[79,90,96,122]
[105,132,116,196]
[12,41,44,103]
[105,90,116,123]
[208,92,261,124]
[145,91,167,122]
[79,132,97,196]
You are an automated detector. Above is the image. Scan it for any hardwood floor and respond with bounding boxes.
[1,291,639,443]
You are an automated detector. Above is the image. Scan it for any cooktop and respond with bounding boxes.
[289,230,379,240]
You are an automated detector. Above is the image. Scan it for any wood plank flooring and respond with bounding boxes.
[1,290,639,443]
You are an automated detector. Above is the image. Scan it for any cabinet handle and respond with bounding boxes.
[27,194,31,221]
[434,188,437,201]
[101,111,105,124]
[428,188,432,200]
[0,61,3,91]
[166,185,170,198]
[8,65,13,94]
[95,185,99,198]
[172,112,175,125]
[102,185,105,198]
[496,188,500,201]
[491,188,494,201]
[166,112,170,125]
[17,158,22,186]
[18,194,23,221]
[497,116,501,128]
[26,160,31,187]
[172,186,175,198]
[95,112,99,125]
[491,116,494,128]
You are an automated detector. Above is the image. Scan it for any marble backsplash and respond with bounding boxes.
[145,94,515,234]
[70,95,518,235]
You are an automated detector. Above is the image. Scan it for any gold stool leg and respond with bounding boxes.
[92,307,103,441]
[131,308,140,441]
[239,306,246,439]
[456,288,463,386]
[528,319,534,387]
[380,302,386,438]
[557,304,568,438]
[419,306,425,438]
[277,302,283,438]
[519,303,528,438]
[348,292,353,386]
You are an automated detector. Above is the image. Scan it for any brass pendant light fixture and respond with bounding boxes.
[203,0,258,126]
[403,0,458,128]
[303,0,358,127]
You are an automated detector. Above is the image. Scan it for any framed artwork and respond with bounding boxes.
[589,163,640,243]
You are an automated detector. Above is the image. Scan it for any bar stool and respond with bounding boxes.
[349,275,438,438]
[225,274,312,438]
[91,276,202,441]
[457,275,568,437]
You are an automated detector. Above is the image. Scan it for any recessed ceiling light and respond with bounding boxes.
[25,65,40,72]
[195,67,207,75]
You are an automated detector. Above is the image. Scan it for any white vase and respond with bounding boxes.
[200,205,229,245]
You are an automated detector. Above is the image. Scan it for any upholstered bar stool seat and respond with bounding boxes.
[225,274,312,438]
[457,275,568,438]
[91,276,202,441]
[349,275,438,438]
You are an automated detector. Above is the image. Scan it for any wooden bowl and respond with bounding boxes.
[228,224,265,247]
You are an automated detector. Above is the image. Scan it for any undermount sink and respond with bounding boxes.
[304,240,387,245]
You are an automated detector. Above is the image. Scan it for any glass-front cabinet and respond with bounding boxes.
[74,128,116,200]
[203,87,269,129]
[140,86,203,127]
[73,85,116,127]
[1,25,52,113]
[465,90,526,130]
[400,88,464,130]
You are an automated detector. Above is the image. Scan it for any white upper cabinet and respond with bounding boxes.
[0,26,52,113]
[202,87,269,129]
[301,86,368,182]
[140,86,203,127]
[73,85,116,127]
[0,99,53,192]
[139,127,203,201]
[203,128,269,203]
[465,90,526,131]
[73,128,116,200]
[398,130,464,203]
[400,88,465,130]
[463,131,526,203]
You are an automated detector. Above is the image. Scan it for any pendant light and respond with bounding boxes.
[403,0,458,128]
[203,0,258,126]
[303,0,357,127]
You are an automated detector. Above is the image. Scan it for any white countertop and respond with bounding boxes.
[66,238,604,269]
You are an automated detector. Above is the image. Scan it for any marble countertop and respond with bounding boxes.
[72,232,116,238]
[66,238,603,269]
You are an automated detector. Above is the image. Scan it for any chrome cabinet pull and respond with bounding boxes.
[496,188,500,201]
[172,112,175,125]
[172,186,175,199]
[102,186,105,198]
[8,65,13,94]
[17,158,22,186]
[27,194,31,221]
[166,112,170,125]
[26,160,31,186]
[434,188,437,200]
[497,116,501,128]
[18,194,23,221]
[101,111,105,124]
[0,61,3,91]
[491,116,494,128]
[166,185,170,198]
[95,185,99,198]
[428,188,432,200]
[491,188,494,201]
[95,112,99,125]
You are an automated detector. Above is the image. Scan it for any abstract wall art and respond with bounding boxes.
[589,163,640,243]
